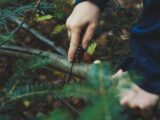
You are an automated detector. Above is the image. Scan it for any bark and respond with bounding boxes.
[0,45,91,79]
[12,18,67,56]
[0,45,160,115]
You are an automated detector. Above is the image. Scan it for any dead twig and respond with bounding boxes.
[12,17,67,56]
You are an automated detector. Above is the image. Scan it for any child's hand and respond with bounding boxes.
[113,70,159,117]
[66,1,100,61]
[120,84,159,116]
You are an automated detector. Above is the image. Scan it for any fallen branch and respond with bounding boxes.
[1,45,160,115]
[0,45,90,79]
[12,18,67,57]
[0,45,82,114]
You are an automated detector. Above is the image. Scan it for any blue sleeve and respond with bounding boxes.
[75,0,109,11]
[128,0,160,94]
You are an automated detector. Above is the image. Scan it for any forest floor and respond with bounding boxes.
[0,0,143,119]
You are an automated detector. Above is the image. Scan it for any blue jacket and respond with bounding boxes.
[76,0,160,94]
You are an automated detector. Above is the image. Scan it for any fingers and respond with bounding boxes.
[66,17,83,61]
[125,93,153,118]
[120,85,159,118]
[82,23,97,49]
[66,21,96,61]
[112,69,124,79]
[65,1,100,61]
[68,30,71,40]
[67,23,96,61]
[66,20,97,61]
[68,30,81,61]
[120,90,136,106]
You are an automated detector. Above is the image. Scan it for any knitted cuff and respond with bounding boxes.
[75,0,108,12]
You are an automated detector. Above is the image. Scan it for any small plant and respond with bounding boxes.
[40,63,135,120]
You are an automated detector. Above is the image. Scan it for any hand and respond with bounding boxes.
[66,1,100,61]
[120,84,159,117]
[113,70,159,117]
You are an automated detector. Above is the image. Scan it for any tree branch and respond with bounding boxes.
[12,18,67,57]
[1,45,160,115]
[0,45,91,79]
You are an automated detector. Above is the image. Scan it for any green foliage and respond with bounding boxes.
[87,42,97,55]
[3,55,52,94]
[0,0,17,4]
[0,1,65,26]
[0,55,59,117]
[42,63,133,120]
[36,14,53,22]
[0,1,144,120]
[0,32,14,45]
[0,0,66,111]
[52,24,65,35]
[0,0,66,47]
[40,109,71,120]
[10,83,54,102]
[0,58,134,120]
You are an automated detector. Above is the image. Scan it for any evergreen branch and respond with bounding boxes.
[1,83,81,113]
[0,45,133,90]
[60,85,97,100]
[0,1,64,27]
[60,99,80,115]
[39,109,72,120]
[12,84,81,115]
[0,32,14,45]
[11,90,52,101]
[0,83,54,109]
[7,79,20,96]
[0,17,25,46]
[4,59,35,95]
[0,45,90,79]
[0,2,55,25]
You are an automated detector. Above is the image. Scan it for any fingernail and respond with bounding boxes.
[83,45,87,50]
[68,58,71,62]
[68,57,72,62]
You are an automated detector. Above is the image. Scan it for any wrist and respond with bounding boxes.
[75,0,106,12]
